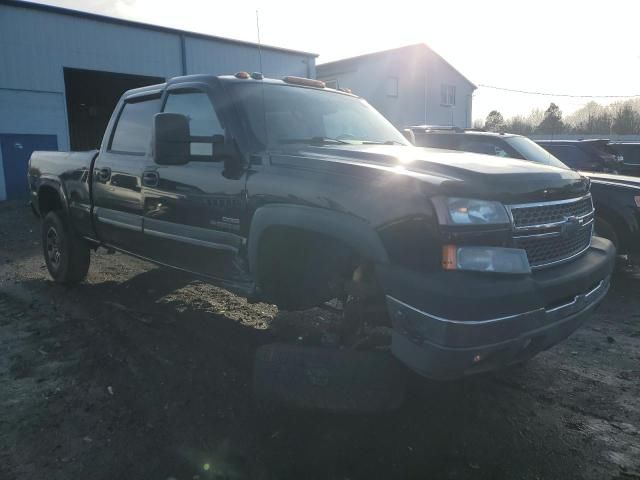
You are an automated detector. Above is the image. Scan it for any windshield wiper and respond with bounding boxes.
[361,140,405,145]
[278,136,350,145]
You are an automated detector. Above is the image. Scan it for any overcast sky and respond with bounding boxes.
[29,0,640,122]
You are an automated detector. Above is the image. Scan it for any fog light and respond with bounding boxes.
[473,354,482,363]
[442,245,531,274]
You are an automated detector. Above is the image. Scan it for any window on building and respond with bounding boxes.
[163,90,224,157]
[441,84,456,106]
[324,79,339,89]
[109,96,161,154]
[386,77,399,97]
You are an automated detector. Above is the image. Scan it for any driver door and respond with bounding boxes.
[142,85,247,278]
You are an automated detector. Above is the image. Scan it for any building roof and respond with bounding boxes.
[317,43,475,89]
[1,0,318,57]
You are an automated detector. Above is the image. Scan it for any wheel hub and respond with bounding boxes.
[46,226,61,268]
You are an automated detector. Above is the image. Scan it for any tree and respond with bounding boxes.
[537,103,564,135]
[484,110,505,132]
[505,115,533,135]
[472,119,485,129]
[612,105,640,135]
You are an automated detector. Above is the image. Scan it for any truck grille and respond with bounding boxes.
[508,195,594,269]
[510,196,593,227]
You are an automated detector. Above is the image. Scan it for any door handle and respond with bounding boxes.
[142,171,159,187]
[96,167,111,182]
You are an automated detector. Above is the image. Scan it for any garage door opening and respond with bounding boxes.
[64,68,164,151]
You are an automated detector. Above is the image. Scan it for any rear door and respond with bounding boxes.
[92,92,161,253]
[142,84,247,278]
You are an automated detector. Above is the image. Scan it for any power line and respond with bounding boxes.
[477,84,640,99]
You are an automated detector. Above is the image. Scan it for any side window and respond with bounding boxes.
[545,146,586,168]
[386,77,398,97]
[109,96,161,154]
[440,84,456,106]
[163,90,224,157]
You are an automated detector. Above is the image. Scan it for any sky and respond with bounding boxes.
[29,0,640,122]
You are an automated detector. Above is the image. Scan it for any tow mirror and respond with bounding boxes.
[153,113,190,165]
[401,128,416,145]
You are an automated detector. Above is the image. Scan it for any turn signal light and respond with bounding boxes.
[442,245,457,270]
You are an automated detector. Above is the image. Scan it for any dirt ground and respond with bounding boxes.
[1,201,639,480]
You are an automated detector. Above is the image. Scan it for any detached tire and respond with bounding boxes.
[42,210,90,285]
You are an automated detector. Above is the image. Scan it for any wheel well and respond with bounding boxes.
[38,186,63,217]
[256,226,358,309]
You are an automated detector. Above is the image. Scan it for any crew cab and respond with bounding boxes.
[408,126,640,256]
[28,74,615,381]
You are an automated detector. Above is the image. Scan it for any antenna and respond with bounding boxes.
[256,10,263,73]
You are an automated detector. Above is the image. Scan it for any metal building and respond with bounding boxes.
[0,0,317,201]
[317,44,475,131]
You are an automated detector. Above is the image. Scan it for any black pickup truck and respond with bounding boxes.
[28,73,615,381]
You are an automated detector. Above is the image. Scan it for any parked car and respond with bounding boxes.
[28,74,614,392]
[408,126,640,254]
[537,139,623,173]
[608,142,640,177]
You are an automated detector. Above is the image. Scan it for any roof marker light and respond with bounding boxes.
[235,71,250,79]
[251,72,264,80]
[282,76,325,88]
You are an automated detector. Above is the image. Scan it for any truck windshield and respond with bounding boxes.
[229,83,409,147]
[504,136,569,169]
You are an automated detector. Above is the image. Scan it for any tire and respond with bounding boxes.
[42,210,90,285]
[594,216,619,250]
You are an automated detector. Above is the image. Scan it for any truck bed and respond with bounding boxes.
[29,150,98,239]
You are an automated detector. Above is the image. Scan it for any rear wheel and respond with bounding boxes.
[42,210,90,285]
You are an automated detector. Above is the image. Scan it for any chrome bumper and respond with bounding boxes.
[387,276,610,379]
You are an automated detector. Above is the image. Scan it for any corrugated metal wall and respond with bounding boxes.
[317,45,474,130]
[0,2,315,200]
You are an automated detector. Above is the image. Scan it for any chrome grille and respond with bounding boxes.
[508,195,594,269]
[510,196,593,228]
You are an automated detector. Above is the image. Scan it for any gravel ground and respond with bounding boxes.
[1,201,639,480]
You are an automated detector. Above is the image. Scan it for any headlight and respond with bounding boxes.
[442,245,531,274]
[434,197,510,225]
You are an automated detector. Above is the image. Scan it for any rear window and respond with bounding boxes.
[109,96,161,154]
[414,133,459,149]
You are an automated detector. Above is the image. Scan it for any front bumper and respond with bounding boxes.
[379,236,615,380]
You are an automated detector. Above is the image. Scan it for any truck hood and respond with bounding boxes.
[273,144,589,203]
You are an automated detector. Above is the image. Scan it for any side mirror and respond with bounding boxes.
[153,113,190,165]
[401,128,416,145]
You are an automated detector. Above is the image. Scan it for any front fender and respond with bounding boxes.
[247,204,389,273]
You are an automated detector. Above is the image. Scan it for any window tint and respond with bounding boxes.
[163,90,223,156]
[544,145,590,168]
[109,97,161,154]
[414,133,458,149]
[458,138,512,157]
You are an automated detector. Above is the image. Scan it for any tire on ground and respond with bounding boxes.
[42,210,90,285]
